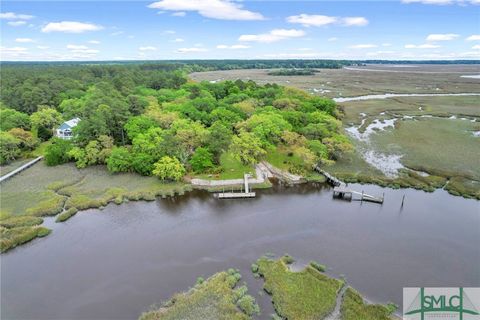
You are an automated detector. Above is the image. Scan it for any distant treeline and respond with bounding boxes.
[1,59,351,70]
[268,69,318,76]
[363,60,480,65]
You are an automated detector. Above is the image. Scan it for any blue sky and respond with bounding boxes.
[1,0,479,61]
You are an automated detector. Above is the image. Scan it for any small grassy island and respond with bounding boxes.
[253,255,397,320]
[139,269,259,320]
[140,255,397,320]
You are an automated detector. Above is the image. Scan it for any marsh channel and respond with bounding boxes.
[2,181,479,319]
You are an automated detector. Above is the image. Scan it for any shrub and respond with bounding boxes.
[0,131,20,164]
[44,138,73,166]
[132,152,156,176]
[189,147,214,173]
[107,147,132,173]
[237,295,260,316]
[152,156,186,181]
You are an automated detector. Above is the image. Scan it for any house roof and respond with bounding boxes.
[58,118,80,130]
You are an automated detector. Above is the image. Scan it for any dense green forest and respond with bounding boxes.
[0,62,351,180]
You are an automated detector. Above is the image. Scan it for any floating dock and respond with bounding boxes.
[315,166,384,204]
[217,192,256,199]
[333,186,384,204]
[216,174,256,199]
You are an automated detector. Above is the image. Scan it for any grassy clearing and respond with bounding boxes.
[139,269,259,320]
[254,255,343,320]
[195,152,256,180]
[265,146,303,172]
[0,225,51,253]
[341,288,396,320]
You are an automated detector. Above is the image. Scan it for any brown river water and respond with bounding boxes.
[1,183,479,319]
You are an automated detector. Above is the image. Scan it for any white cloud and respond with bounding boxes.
[298,47,312,51]
[171,38,184,42]
[172,11,186,17]
[37,45,49,50]
[0,12,34,20]
[426,33,459,41]
[365,50,396,57]
[176,47,208,53]
[382,43,392,47]
[239,29,305,43]
[148,0,265,20]
[342,17,369,26]
[0,46,30,60]
[349,44,378,49]
[328,37,338,42]
[139,46,157,51]
[402,0,479,4]
[42,21,103,33]
[287,14,337,27]
[7,21,27,27]
[15,38,35,43]
[472,44,480,50]
[466,35,480,41]
[286,14,368,27]
[405,43,441,48]
[66,45,99,56]
[111,31,124,36]
[216,44,250,49]
[89,40,101,44]
[163,30,176,34]
[262,52,323,58]
[0,46,28,55]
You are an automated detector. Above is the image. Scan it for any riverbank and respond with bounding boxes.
[189,67,480,200]
[2,183,478,319]
[0,162,191,252]
[0,158,314,252]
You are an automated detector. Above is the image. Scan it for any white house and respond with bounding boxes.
[55,118,80,140]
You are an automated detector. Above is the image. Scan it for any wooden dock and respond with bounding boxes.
[333,186,384,204]
[315,166,384,204]
[0,156,43,183]
[314,166,342,187]
[216,173,256,199]
[218,192,256,199]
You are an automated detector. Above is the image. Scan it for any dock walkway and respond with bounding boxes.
[0,156,43,183]
[315,166,384,204]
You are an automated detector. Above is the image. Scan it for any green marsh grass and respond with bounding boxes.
[139,269,258,320]
[255,255,343,320]
[341,287,396,320]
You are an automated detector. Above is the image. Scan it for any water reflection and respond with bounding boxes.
[1,183,479,320]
